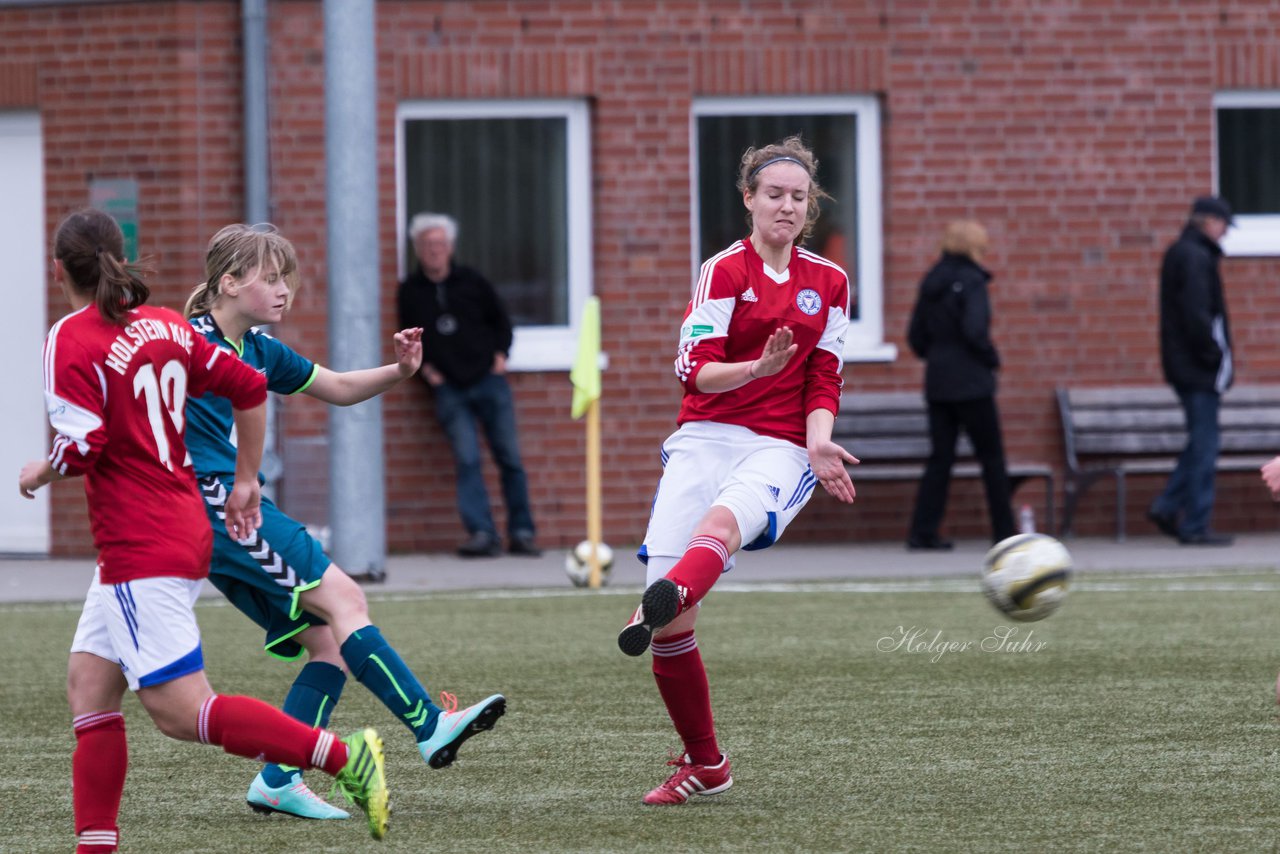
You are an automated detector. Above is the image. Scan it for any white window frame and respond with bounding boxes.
[690,96,892,362]
[1214,90,1280,258]
[0,111,49,554]
[395,99,593,371]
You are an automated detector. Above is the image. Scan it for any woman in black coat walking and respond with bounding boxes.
[905,220,1016,550]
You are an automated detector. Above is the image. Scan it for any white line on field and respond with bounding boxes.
[355,573,1280,603]
[1,570,1278,613]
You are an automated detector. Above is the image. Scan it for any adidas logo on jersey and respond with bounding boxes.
[741,287,759,303]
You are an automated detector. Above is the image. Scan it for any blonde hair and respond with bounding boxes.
[184,223,300,319]
[940,220,989,261]
[735,135,831,244]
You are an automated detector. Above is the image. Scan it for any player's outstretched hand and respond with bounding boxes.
[225,479,263,542]
[1262,455,1280,499]
[394,327,424,378]
[809,440,859,504]
[18,460,49,499]
[750,326,798,379]
[18,460,60,499]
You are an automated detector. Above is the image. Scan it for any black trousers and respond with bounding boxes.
[908,396,1017,543]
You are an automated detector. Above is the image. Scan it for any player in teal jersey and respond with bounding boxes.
[184,223,505,820]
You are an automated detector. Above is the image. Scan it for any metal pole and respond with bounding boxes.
[323,0,385,580]
[241,0,284,495]
[241,0,269,226]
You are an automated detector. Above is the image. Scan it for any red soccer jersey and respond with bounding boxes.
[43,304,268,584]
[674,239,850,447]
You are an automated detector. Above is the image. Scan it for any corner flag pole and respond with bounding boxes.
[585,395,603,588]
[570,297,604,587]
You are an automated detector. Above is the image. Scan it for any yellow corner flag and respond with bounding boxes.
[570,296,602,419]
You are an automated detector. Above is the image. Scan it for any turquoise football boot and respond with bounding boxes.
[417,692,506,769]
[247,770,350,820]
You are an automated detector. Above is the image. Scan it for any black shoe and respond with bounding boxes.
[457,531,502,558]
[906,535,954,552]
[1146,507,1179,539]
[617,579,685,657]
[1178,530,1234,547]
[508,531,542,557]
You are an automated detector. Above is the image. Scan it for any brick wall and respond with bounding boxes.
[5,0,1278,556]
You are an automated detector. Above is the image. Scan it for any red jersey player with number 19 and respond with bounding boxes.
[617,137,859,806]
[18,210,389,851]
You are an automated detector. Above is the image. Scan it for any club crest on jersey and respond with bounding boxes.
[795,289,822,316]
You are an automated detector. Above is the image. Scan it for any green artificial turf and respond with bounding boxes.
[3,570,1280,852]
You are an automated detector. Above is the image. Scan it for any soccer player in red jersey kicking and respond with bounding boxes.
[617,137,859,805]
[17,210,389,852]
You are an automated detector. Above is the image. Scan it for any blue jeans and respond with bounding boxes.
[433,374,535,539]
[1153,389,1221,537]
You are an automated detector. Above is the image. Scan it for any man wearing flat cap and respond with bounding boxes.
[1148,195,1236,546]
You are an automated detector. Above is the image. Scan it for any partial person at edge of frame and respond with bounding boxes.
[1261,455,1280,500]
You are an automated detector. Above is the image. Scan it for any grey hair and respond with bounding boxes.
[408,212,458,243]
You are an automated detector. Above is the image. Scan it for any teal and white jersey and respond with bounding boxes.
[185,314,317,477]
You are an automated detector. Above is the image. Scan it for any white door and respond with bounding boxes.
[0,112,49,554]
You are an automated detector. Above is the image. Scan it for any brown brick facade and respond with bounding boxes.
[6,0,1279,556]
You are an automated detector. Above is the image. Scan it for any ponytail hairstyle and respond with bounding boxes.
[184,223,300,319]
[53,209,152,325]
[735,134,831,245]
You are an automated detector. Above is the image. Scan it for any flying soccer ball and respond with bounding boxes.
[564,540,614,588]
[980,533,1073,622]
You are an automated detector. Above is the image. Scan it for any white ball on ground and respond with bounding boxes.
[565,540,614,587]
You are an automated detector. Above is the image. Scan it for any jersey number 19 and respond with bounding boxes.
[133,360,188,471]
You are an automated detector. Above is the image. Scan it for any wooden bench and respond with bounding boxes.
[1056,384,1280,540]
[832,391,1055,532]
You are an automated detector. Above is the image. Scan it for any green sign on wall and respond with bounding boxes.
[89,178,139,262]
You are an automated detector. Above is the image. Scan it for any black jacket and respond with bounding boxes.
[1158,224,1234,394]
[907,253,1000,403]
[396,262,514,388]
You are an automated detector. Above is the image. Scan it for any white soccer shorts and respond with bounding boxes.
[70,567,205,692]
[641,420,817,577]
